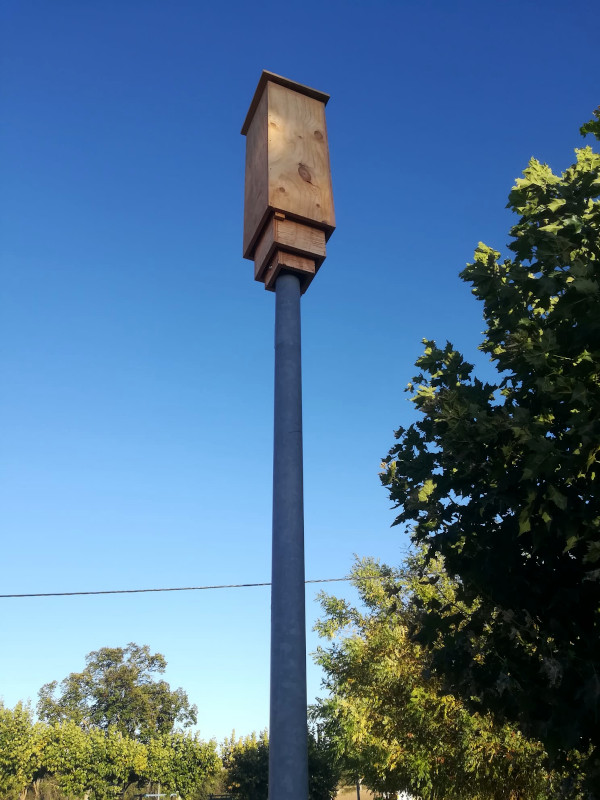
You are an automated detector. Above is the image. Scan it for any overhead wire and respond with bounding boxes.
[0,575,387,599]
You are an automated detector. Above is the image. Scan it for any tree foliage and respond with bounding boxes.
[222,731,270,800]
[307,731,343,800]
[1,643,219,798]
[40,721,148,799]
[380,117,600,771]
[580,106,600,141]
[314,557,555,800]
[37,643,197,741]
[222,729,342,800]
[0,702,41,799]
[0,706,220,800]
[41,720,94,797]
[145,731,221,798]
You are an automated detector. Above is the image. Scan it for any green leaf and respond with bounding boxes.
[547,198,566,212]
[538,222,561,234]
[518,510,531,534]
[572,278,599,294]
[547,485,567,511]
[418,479,436,503]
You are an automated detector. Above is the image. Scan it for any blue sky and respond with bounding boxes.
[1,0,598,743]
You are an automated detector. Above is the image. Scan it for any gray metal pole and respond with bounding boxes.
[269,271,308,800]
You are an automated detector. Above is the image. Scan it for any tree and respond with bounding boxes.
[222,729,341,800]
[0,702,41,799]
[40,720,149,799]
[37,643,197,741]
[380,116,600,772]
[40,720,94,799]
[307,730,343,800]
[314,557,555,800]
[87,726,148,799]
[144,732,221,798]
[35,721,219,800]
[222,731,269,800]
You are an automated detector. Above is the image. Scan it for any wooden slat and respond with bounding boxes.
[275,216,326,256]
[263,250,316,294]
[253,216,326,282]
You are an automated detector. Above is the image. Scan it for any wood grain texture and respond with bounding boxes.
[263,250,316,294]
[275,217,326,256]
[253,216,326,282]
[267,81,335,234]
[243,87,269,258]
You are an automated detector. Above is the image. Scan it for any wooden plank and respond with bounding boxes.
[243,87,269,258]
[263,250,316,294]
[276,217,326,256]
[266,81,335,235]
[253,216,326,282]
[241,70,330,135]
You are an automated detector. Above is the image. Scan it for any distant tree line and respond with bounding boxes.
[0,701,221,799]
[0,644,220,800]
[0,644,342,800]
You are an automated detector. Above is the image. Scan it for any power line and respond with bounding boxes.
[0,575,385,600]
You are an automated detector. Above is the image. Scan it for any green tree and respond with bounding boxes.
[40,720,148,799]
[37,643,197,741]
[144,732,221,799]
[87,726,148,799]
[41,720,94,799]
[314,557,554,800]
[0,702,41,799]
[222,731,269,800]
[35,721,218,800]
[380,116,600,774]
[307,731,343,800]
[222,729,341,800]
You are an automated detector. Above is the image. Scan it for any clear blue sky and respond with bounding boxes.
[1,0,597,743]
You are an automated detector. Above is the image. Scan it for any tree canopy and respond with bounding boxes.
[222,729,342,800]
[380,114,600,775]
[0,701,220,800]
[9,643,223,798]
[0,702,41,799]
[37,643,197,741]
[314,556,558,800]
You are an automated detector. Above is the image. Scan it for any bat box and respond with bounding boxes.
[242,71,335,292]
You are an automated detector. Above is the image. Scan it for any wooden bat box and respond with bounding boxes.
[242,71,335,292]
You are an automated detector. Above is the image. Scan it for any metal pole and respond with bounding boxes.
[269,271,308,800]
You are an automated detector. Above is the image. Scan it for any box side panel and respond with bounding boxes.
[267,82,335,232]
[243,88,270,258]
